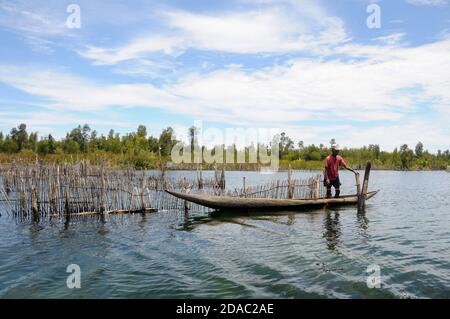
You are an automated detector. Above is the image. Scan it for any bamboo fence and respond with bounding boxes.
[0,162,324,219]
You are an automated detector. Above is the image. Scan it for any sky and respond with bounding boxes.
[0,0,449,151]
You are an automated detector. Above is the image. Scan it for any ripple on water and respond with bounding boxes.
[0,171,449,298]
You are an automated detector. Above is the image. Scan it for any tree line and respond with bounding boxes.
[0,124,449,170]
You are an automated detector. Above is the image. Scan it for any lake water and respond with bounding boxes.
[0,170,449,298]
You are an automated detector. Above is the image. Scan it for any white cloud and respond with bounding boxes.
[0,111,127,128]
[344,120,449,152]
[111,59,178,78]
[79,4,348,65]
[0,1,66,35]
[0,1,83,54]
[1,0,450,151]
[373,33,407,46]
[405,0,448,6]
[277,120,450,152]
[163,8,347,54]
[2,37,450,131]
[80,36,185,65]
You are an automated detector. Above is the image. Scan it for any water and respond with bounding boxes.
[0,170,449,298]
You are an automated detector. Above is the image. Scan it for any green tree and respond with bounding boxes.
[188,126,200,162]
[159,127,176,157]
[444,150,450,160]
[28,132,38,151]
[368,144,380,159]
[63,139,80,153]
[37,139,50,154]
[188,126,199,150]
[1,136,18,153]
[279,132,294,158]
[148,136,159,153]
[48,134,57,153]
[137,125,147,138]
[105,130,122,153]
[67,125,90,152]
[399,144,414,169]
[10,123,28,151]
[38,134,57,154]
[1,123,449,170]
[415,142,424,158]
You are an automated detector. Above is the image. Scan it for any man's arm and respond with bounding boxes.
[345,166,356,173]
[323,160,330,184]
[340,157,356,173]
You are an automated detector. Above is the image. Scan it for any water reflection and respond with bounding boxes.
[176,208,369,254]
[138,213,147,228]
[323,211,341,252]
[29,218,44,242]
[97,214,109,236]
[356,212,369,239]
[287,214,295,226]
[64,214,70,230]
[180,213,213,231]
[181,210,192,231]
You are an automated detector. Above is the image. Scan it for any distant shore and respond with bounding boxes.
[0,154,448,172]
[1,124,449,172]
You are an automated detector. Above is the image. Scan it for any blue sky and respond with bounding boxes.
[0,0,449,151]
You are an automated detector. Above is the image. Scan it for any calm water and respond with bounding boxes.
[0,170,449,298]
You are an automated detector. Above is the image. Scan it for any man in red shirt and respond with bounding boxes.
[324,144,354,198]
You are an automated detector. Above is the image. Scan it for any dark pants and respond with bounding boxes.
[324,177,341,198]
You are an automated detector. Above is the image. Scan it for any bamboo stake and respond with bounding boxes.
[358,161,372,211]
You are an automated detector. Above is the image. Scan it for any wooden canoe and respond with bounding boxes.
[165,189,379,211]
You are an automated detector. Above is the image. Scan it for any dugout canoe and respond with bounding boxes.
[165,190,379,211]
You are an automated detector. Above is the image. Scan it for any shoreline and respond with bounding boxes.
[163,167,448,172]
[0,160,447,172]
[1,151,448,172]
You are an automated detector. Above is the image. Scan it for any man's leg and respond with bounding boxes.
[326,185,332,198]
[333,178,341,198]
[334,186,340,198]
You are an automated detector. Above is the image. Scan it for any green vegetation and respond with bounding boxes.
[0,123,449,170]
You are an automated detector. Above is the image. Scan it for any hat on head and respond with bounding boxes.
[331,144,340,151]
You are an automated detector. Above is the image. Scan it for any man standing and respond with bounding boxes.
[324,144,354,198]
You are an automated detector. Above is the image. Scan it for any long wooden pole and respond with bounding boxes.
[355,172,361,197]
[358,161,371,211]
[288,164,293,199]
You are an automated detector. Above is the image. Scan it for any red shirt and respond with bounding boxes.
[325,155,346,181]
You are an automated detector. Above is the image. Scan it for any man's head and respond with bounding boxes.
[331,144,340,156]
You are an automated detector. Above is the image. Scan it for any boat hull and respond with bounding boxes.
[165,190,379,211]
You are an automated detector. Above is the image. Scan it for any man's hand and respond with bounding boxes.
[345,167,356,173]
[326,179,330,185]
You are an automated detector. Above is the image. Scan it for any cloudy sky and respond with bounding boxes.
[0,0,449,151]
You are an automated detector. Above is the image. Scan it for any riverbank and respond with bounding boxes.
[0,152,448,171]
